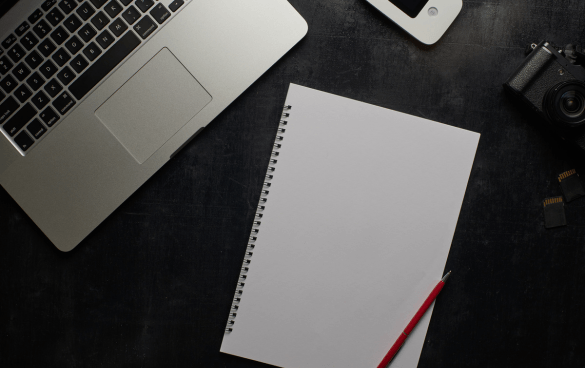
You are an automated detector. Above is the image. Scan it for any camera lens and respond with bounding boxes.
[544,81,585,128]
[560,92,585,117]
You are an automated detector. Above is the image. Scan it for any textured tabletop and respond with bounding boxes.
[1,1,584,367]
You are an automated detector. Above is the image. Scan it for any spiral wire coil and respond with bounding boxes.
[225,105,291,333]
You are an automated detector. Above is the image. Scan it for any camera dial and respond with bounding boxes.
[544,81,585,128]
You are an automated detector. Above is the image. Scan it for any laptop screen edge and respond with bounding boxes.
[1,0,20,19]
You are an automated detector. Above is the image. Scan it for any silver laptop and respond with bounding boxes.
[0,0,307,251]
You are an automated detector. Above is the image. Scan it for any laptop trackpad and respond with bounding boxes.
[95,48,212,164]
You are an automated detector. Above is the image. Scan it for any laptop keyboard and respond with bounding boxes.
[0,0,187,155]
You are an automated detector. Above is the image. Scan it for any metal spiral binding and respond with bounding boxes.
[225,104,291,333]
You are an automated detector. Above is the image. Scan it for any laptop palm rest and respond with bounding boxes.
[95,48,212,164]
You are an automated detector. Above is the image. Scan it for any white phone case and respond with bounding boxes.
[365,0,462,45]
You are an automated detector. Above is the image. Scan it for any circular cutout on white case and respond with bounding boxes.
[428,7,438,16]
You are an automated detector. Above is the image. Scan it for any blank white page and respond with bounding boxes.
[220,84,480,368]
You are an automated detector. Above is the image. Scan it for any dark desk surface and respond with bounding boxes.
[2,1,585,367]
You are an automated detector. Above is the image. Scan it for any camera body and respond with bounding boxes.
[505,41,585,151]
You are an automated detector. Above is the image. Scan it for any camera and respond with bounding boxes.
[504,41,585,151]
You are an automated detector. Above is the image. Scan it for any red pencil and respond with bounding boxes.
[377,272,451,368]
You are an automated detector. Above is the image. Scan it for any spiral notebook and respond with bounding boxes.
[220,84,480,368]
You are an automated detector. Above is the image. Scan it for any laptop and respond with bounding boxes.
[0,0,307,251]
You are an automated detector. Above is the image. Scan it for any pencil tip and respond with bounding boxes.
[441,271,451,282]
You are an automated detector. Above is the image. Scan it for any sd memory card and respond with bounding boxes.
[543,197,566,229]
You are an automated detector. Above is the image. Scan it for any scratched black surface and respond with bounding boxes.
[2,1,585,367]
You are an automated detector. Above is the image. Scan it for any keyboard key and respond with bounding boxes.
[27,118,47,139]
[15,22,30,37]
[21,32,39,51]
[28,9,44,24]
[14,84,33,103]
[7,44,26,62]
[57,66,75,85]
[76,1,96,20]
[70,54,88,73]
[44,78,63,97]
[135,0,153,13]
[38,39,57,57]
[46,7,65,26]
[40,106,59,126]
[14,131,34,151]
[32,91,50,110]
[168,0,183,12]
[50,26,69,45]
[24,50,44,69]
[91,11,110,30]
[96,30,114,49]
[133,15,157,39]
[120,0,132,5]
[40,60,58,78]
[0,56,13,75]
[90,0,107,9]
[78,24,97,42]
[52,91,75,115]
[0,75,17,93]
[150,3,170,24]
[13,63,31,81]
[70,31,140,99]
[0,90,4,101]
[2,34,17,49]
[58,0,78,14]
[26,72,45,91]
[122,6,140,25]
[52,48,71,66]
[0,96,19,125]
[82,41,101,61]
[3,103,36,137]
[109,18,128,37]
[104,0,122,17]
[42,0,58,11]
[33,20,53,38]
[64,14,83,33]
[65,36,83,54]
